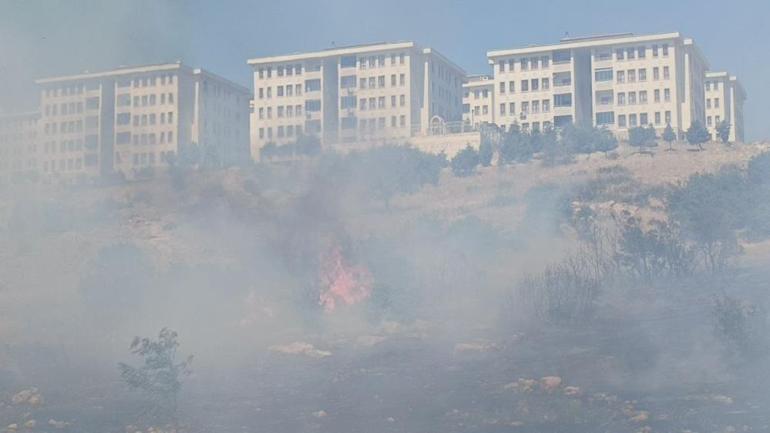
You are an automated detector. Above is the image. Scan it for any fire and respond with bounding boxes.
[318,243,373,312]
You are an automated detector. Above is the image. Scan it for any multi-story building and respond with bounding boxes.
[35,62,249,180]
[0,112,39,184]
[247,41,465,156]
[705,72,745,143]
[462,75,496,128]
[486,32,709,138]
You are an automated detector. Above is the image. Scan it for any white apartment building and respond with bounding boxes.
[705,72,745,143]
[487,32,709,138]
[0,112,39,184]
[462,75,496,128]
[35,62,249,180]
[247,42,465,157]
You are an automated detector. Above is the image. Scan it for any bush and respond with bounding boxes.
[478,138,494,167]
[713,296,767,359]
[518,254,601,325]
[615,215,694,281]
[628,125,657,152]
[451,145,480,177]
[686,121,710,150]
[748,152,770,185]
[119,328,193,423]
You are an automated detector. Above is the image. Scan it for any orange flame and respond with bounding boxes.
[318,243,373,312]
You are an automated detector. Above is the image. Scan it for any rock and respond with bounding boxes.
[630,411,650,423]
[563,386,581,396]
[11,389,42,406]
[540,376,562,392]
[269,342,331,358]
[504,379,537,393]
[22,420,35,429]
[312,410,327,418]
[386,417,395,423]
[48,420,69,429]
[454,341,499,353]
[6,425,18,432]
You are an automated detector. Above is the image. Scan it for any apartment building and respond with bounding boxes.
[705,72,745,142]
[247,41,465,156]
[487,32,709,138]
[462,75,496,128]
[35,62,249,180]
[0,112,39,184]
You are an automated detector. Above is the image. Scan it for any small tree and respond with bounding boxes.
[594,127,619,157]
[478,137,494,167]
[451,145,480,177]
[119,328,193,423]
[716,120,731,144]
[628,126,656,154]
[662,123,676,151]
[686,121,710,150]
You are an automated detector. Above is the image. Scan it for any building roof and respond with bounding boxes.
[35,63,250,93]
[247,41,416,66]
[487,31,682,59]
[421,47,466,75]
[35,62,188,84]
[463,75,494,87]
[706,71,729,78]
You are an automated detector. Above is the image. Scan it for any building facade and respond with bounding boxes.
[486,32,709,138]
[462,75,496,128]
[0,112,39,184]
[35,63,249,180]
[247,42,465,157]
[705,72,745,143]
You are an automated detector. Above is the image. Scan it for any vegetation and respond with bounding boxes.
[662,123,676,150]
[686,120,710,150]
[259,134,322,160]
[716,120,731,144]
[118,328,193,423]
[451,145,481,177]
[628,125,657,153]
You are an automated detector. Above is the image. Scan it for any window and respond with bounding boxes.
[596,111,614,125]
[509,81,515,93]
[532,100,540,113]
[553,50,571,64]
[653,67,660,80]
[627,47,635,59]
[116,132,131,144]
[86,97,99,110]
[628,92,637,105]
[618,92,626,105]
[640,113,649,125]
[500,103,506,115]
[654,89,661,103]
[391,74,397,86]
[116,112,131,125]
[498,60,505,73]
[522,102,529,113]
[652,45,659,57]
[629,114,638,127]
[595,49,612,61]
[542,78,549,90]
[542,99,550,112]
[340,55,356,68]
[287,85,293,97]
[618,114,627,127]
[662,44,669,56]
[277,86,284,97]
[706,98,712,109]
[521,80,529,92]
[640,91,648,104]
[359,98,367,110]
[520,58,528,70]
[391,95,396,107]
[509,102,515,114]
[400,95,405,106]
[638,46,646,58]
[617,71,625,83]
[531,78,539,91]
[378,96,385,109]
[305,79,321,92]
[616,48,625,60]
[663,66,670,80]
[639,69,647,81]
[499,82,505,94]
[554,93,572,107]
[628,69,636,83]
[117,94,131,107]
[340,75,356,89]
[596,90,613,106]
[277,106,284,118]
[716,115,721,124]
[707,116,713,126]
[378,76,385,87]
[714,98,720,108]
[399,74,405,86]
[594,68,613,82]
[482,105,489,115]
[665,110,671,124]
[341,116,357,129]
[664,88,671,102]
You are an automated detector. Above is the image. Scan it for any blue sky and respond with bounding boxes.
[1,0,769,140]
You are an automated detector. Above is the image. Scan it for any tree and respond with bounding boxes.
[594,127,619,156]
[662,123,676,151]
[119,328,193,423]
[478,136,494,167]
[499,127,534,164]
[628,126,656,154]
[716,120,731,144]
[451,145,480,177]
[686,121,710,150]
